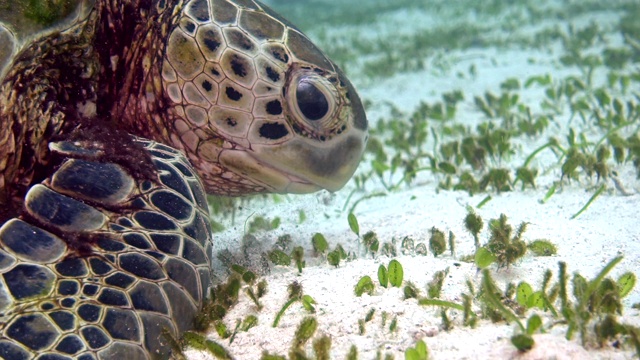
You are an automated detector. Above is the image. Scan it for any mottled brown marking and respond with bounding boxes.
[229,54,248,77]
[265,43,289,63]
[187,0,211,22]
[239,10,285,40]
[210,0,238,24]
[167,30,205,80]
[224,28,255,51]
[286,29,333,70]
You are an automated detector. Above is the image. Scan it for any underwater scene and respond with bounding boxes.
[1,0,639,359]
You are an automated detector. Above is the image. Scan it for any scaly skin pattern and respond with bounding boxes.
[0,0,367,359]
[115,0,368,195]
[0,139,213,359]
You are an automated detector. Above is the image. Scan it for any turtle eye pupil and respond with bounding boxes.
[296,79,329,121]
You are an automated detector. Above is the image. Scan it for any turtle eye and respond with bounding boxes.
[287,70,338,127]
[296,79,329,121]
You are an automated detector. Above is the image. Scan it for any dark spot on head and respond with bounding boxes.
[265,66,280,82]
[265,100,282,115]
[270,47,289,63]
[203,30,221,52]
[210,67,220,76]
[226,117,237,127]
[230,56,247,77]
[225,86,242,101]
[201,80,212,92]
[226,28,255,51]
[259,123,289,140]
[184,21,196,34]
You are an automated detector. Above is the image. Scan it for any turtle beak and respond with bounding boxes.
[256,129,367,193]
[219,126,367,194]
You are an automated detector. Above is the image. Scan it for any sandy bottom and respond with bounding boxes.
[185,186,639,359]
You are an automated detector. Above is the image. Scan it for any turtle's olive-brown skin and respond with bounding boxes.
[0,0,367,358]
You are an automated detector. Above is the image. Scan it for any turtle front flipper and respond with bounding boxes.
[0,138,213,359]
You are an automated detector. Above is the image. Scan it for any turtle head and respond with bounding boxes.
[161,0,367,195]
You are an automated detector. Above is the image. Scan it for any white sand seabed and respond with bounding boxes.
[186,5,640,360]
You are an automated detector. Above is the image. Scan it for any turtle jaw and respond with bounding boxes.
[219,128,367,194]
[219,149,322,194]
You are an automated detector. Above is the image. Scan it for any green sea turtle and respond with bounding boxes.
[0,0,367,358]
